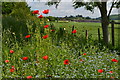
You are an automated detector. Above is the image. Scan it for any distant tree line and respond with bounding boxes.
[63,14,91,19]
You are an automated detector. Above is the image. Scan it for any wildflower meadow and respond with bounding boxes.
[2,2,120,79]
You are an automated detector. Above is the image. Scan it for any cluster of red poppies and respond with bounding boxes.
[4,49,118,78]
[25,9,77,40]
[32,9,49,15]
[32,9,49,19]
[98,69,114,73]
[25,9,52,39]
[97,69,115,78]
[97,58,118,79]
[9,66,15,72]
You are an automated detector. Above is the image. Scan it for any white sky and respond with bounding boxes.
[27,1,119,18]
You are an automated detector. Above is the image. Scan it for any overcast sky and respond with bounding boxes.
[27,1,119,18]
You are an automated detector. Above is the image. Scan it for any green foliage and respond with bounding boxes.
[2,2,14,15]
[85,16,91,19]
[10,2,31,21]
[2,2,36,44]
[97,14,120,20]
[73,2,99,12]
[46,1,61,8]
[109,14,120,20]
[2,16,28,46]
[114,1,120,8]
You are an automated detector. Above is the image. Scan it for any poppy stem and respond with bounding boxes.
[72,25,74,35]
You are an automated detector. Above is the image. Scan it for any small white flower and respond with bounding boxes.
[64,28,66,30]
[12,32,15,35]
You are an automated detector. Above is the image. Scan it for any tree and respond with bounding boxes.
[46,0,120,44]
[85,16,91,19]
[2,2,33,43]
[2,2,31,20]
[68,15,74,18]
[2,2,14,15]
[46,16,56,21]
[76,14,83,17]
[64,16,68,18]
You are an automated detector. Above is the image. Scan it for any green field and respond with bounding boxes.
[52,21,119,47]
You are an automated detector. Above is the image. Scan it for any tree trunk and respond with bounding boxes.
[101,19,109,44]
[99,2,110,44]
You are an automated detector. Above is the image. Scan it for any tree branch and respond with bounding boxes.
[107,0,116,17]
[95,2,102,10]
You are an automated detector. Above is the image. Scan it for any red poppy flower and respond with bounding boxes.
[38,15,43,18]
[10,68,14,72]
[42,55,48,60]
[11,66,15,70]
[111,59,118,62]
[83,53,87,55]
[27,76,32,79]
[80,59,84,62]
[32,10,39,14]
[22,57,28,60]
[98,69,104,73]
[12,66,15,68]
[42,9,49,14]
[64,59,70,65]
[25,35,31,38]
[110,77,114,79]
[51,29,55,32]
[72,30,77,33]
[5,60,9,63]
[44,25,49,28]
[10,50,14,53]
[42,35,48,39]
[109,71,113,73]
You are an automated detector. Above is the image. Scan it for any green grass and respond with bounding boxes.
[53,21,101,37]
[52,21,119,48]
[2,18,120,78]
